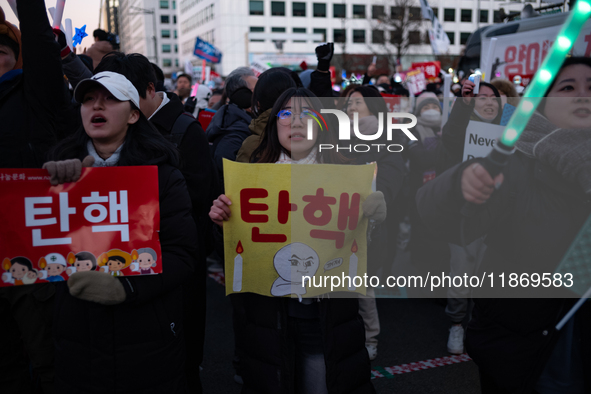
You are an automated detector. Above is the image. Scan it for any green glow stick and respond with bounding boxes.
[500,0,591,148]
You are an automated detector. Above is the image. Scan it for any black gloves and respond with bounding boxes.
[315,43,334,72]
[53,28,71,58]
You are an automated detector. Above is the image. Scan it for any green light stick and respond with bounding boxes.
[501,0,591,147]
[471,1,591,180]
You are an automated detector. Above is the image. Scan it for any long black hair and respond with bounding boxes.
[252,87,347,164]
[49,102,179,167]
[251,68,298,117]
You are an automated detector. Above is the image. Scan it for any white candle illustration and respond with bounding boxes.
[348,240,358,291]
[233,241,243,292]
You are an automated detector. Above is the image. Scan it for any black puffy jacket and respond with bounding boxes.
[233,293,375,394]
[417,151,591,393]
[54,164,197,394]
[0,0,70,168]
[206,103,252,186]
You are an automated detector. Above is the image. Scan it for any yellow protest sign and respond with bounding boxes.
[222,159,375,298]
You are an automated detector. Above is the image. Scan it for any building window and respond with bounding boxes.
[391,6,403,20]
[353,5,365,18]
[433,8,438,18]
[446,31,455,45]
[172,1,176,10]
[250,26,264,42]
[480,10,488,23]
[372,5,384,19]
[271,2,285,16]
[250,1,264,15]
[271,27,286,32]
[174,44,178,53]
[444,9,455,22]
[334,28,345,43]
[174,30,177,38]
[372,29,384,44]
[313,3,326,17]
[333,4,345,18]
[493,10,502,23]
[390,30,402,45]
[460,32,471,45]
[293,2,306,17]
[173,15,176,24]
[409,31,421,44]
[162,58,172,67]
[409,7,421,21]
[162,44,171,53]
[353,29,365,43]
[159,0,169,9]
[313,28,326,42]
[175,58,179,67]
[161,29,170,38]
[161,15,170,23]
[293,27,306,42]
[461,9,472,22]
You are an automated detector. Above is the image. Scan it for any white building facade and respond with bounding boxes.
[119,0,180,75]
[176,0,548,76]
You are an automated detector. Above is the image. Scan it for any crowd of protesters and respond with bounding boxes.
[1,1,590,393]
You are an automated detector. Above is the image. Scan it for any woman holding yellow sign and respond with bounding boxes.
[210,87,383,393]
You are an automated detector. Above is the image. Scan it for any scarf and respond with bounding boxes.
[276,149,318,164]
[87,140,123,167]
[516,112,591,194]
[414,116,440,142]
[350,115,380,136]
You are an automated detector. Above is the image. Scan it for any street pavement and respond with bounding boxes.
[200,269,481,393]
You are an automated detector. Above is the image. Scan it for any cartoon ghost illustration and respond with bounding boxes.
[66,252,97,276]
[37,253,67,282]
[271,243,320,298]
[2,257,38,286]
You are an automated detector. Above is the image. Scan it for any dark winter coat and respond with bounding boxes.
[416,152,591,392]
[0,0,70,168]
[54,163,197,394]
[343,131,405,276]
[205,103,252,185]
[232,293,375,394]
[149,92,219,391]
[150,92,220,233]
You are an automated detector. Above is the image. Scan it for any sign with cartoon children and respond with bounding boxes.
[222,159,374,298]
[0,167,163,287]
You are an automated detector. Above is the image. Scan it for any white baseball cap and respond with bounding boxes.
[74,71,141,108]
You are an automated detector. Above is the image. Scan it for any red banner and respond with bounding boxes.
[198,109,216,131]
[380,93,403,113]
[0,167,162,287]
[411,61,441,80]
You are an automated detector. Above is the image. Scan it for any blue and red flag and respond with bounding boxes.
[193,37,222,64]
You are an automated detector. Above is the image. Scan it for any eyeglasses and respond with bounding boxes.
[277,109,315,125]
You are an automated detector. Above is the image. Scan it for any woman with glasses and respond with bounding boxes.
[210,88,380,394]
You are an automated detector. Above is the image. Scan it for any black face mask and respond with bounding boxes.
[229,87,252,110]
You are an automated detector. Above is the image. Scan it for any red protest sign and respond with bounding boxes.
[380,93,403,113]
[198,110,216,131]
[411,61,441,80]
[0,167,162,287]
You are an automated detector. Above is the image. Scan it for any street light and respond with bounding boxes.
[129,6,158,65]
